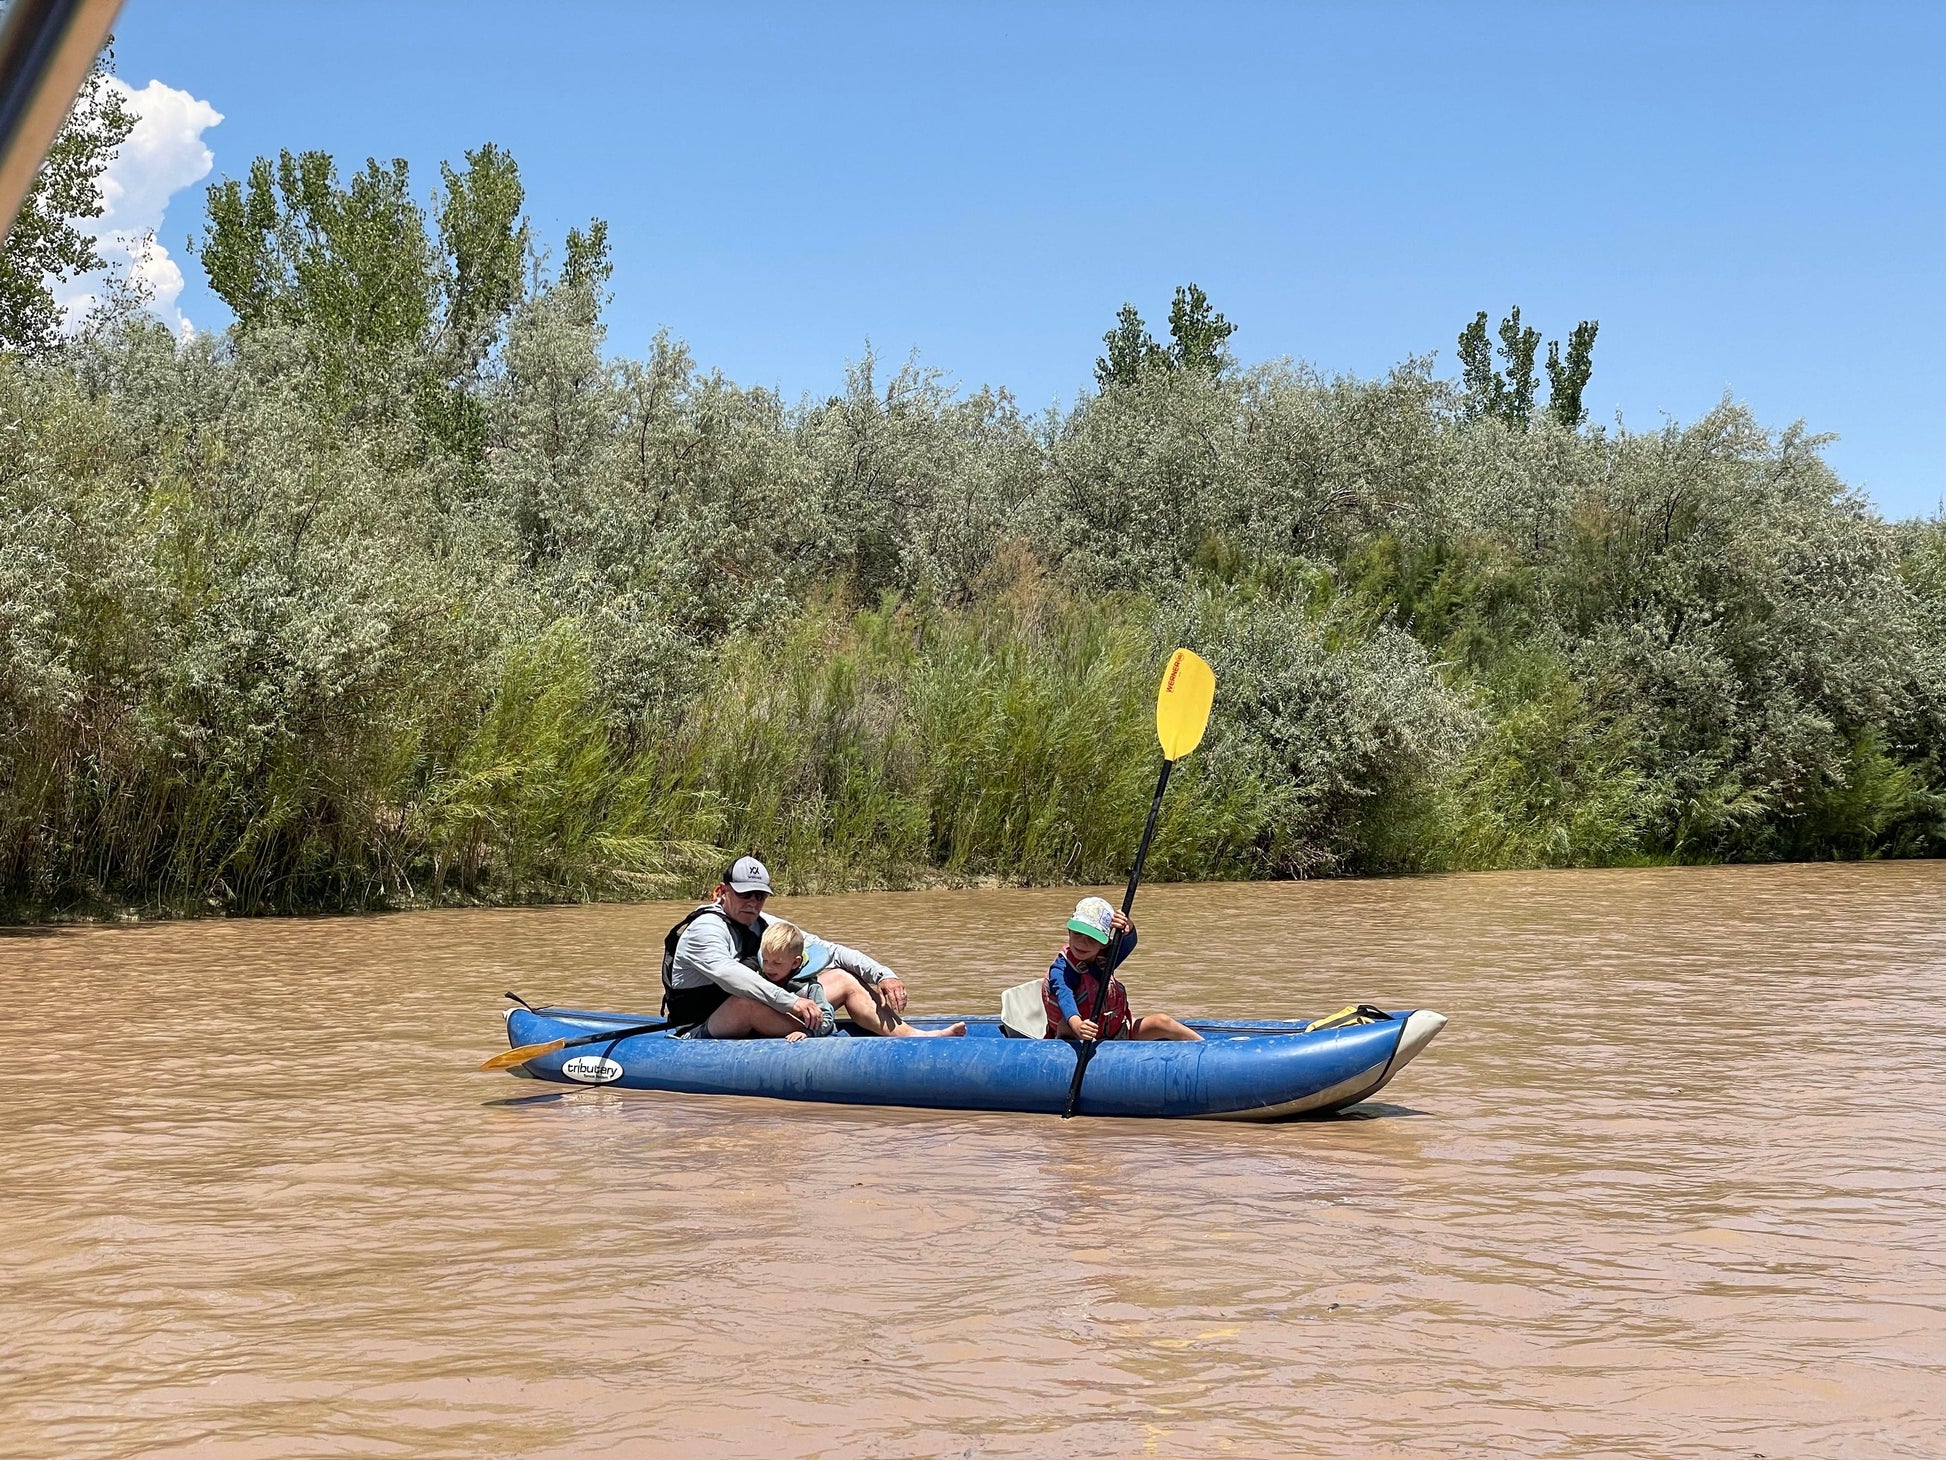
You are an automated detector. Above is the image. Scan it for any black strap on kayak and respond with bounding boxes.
[504,991,538,1012]
[566,1020,671,1052]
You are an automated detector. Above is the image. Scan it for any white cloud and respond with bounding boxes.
[52,77,222,339]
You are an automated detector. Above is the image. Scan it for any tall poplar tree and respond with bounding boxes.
[1545,320,1600,428]
[1459,306,1598,429]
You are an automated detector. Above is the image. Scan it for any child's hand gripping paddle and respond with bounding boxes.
[1062,648,1215,1118]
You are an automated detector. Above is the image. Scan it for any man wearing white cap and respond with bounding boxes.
[661,856,944,1038]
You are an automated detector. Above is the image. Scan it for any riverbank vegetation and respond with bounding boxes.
[4,137,1943,916]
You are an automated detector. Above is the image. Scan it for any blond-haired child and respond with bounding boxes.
[758,921,836,1041]
[761,920,966,1039]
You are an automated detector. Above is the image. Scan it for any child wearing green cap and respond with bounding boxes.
[1041,895,1201,1042]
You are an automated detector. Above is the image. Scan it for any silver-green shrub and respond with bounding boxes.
[1,253,1939,913]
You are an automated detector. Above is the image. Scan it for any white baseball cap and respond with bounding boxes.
[725,855,773,894]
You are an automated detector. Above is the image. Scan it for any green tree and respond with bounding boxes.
[435,144,531,377]
[1545,319,1599,428]
[196,150,436,359]
[1095,302,1164,389]
[1456,311,1505,422]
[0,48,135,353]
[195,144,584,387]
[1459,306,1596,429]
[1165,282,1235,375]
[1497,306,1540,425]
[1095,283,1234,390]
[558,219,613,325]
[195,144,604,460]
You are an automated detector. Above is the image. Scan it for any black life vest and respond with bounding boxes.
[661,903,764,1025]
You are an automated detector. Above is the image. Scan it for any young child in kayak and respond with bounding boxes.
[759,921,967,1040]
[758,922,837,1041]
[1042,896,1201,1042]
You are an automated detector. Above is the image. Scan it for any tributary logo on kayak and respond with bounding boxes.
[561,1055,624,1084]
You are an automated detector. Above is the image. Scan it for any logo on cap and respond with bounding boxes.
[727,855,772,893]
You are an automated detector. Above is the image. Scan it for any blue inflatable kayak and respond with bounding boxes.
[493,1005,1448,1119]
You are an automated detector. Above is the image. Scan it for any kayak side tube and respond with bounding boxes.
[498,1007,1447,1120]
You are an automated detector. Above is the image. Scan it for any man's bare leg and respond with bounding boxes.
[704,997,804,1039]
[818,969,966,1037]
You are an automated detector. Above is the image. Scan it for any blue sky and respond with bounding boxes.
[108,0,1943,517]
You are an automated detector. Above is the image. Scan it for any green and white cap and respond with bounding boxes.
[1067,895,1116,943]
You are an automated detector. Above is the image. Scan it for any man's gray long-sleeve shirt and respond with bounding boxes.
[666,906,899,1015]
[668,909,794,1014]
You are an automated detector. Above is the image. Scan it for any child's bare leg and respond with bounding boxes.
[893,1017,968,1037]
[705,997,802,1039]
[817,969,966,1036]
[1129,1013,1201,1042]
[868,975,967,1036]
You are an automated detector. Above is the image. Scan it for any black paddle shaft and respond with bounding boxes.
[561,1020,669,1049]
[498,1017,669,1066]
[504,995,667,1049]
[1119,758,1173,922]
[1062,757,1174,1118]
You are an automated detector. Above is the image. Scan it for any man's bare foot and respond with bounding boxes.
[889,1020,967,1038]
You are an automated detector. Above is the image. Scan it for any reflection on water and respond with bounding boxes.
[4,863,1945,1457]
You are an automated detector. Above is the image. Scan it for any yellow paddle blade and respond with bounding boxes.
[1155,648,1215,761]
[478,1036,567,1072]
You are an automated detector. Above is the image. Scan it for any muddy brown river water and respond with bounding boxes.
[5,863,1945,1458]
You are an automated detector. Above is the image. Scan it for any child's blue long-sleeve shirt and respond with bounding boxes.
[1046,927,1137,1022]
